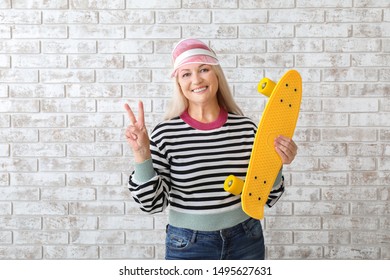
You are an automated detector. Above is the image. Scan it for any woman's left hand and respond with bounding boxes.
[274,135,298,164]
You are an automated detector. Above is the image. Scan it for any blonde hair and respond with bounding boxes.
[164,65,243,120]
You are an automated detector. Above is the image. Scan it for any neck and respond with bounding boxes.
[187,103,221,123]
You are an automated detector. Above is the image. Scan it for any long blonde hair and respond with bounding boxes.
[164,65,243,120]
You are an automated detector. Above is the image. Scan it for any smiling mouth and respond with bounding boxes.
[192,86,208,93]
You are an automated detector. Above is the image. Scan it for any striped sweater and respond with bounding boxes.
[128,109,285,231]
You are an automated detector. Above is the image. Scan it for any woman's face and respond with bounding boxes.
[177,64,219,108]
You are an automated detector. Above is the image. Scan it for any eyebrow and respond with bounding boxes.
[179,64,207,73]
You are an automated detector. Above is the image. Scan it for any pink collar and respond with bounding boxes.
[180,108,228,130]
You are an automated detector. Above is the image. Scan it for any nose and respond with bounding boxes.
[191,72,202,84]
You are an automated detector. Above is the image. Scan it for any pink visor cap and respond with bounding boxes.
[170,38,219,78]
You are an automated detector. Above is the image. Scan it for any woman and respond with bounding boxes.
[124,38,297,260]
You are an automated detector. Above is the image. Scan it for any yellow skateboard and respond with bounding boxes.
[224,70,302,219]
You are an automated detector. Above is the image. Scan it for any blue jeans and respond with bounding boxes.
[165,218,265,260]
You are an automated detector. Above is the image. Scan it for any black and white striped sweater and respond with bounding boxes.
[128,109,284,231]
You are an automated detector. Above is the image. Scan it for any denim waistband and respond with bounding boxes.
[166,217,260,239]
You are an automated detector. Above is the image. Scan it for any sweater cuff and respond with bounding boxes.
[133,158,156,183]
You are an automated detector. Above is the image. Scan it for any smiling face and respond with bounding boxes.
[177,64,219,108]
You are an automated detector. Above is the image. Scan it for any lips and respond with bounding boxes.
[192,86,208,93]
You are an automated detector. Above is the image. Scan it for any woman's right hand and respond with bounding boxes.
[124,101,151,163]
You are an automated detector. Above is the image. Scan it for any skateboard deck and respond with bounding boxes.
[224,70,302,219]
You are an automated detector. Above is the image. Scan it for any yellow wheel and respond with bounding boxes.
[257,77,276,97]
[224,175,244,195]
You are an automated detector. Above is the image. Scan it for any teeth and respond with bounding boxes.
[193,87,207,93]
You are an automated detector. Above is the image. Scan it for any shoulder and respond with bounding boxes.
[151,116,189,140]
[226,112,257,129]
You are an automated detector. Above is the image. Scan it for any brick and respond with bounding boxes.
[265,202,293,216]
[0,100,39,113]
[325,38,381,52]
[323,216,378,230]
[100,245,154,259]
[354,0,390,7]
[326,8,382,22]
[0,202,11,215]
[0,187,39,200]
[43,216,97,230]
[96,128,123,142]
[0,39,39,54]
[42,40,96,54]
[267,245,323,259]
[294,231,350,244]
[0,0,10,8]
[127,0,180,8]
[0,217,42,230]
[42,99,96,113]
[123,84,172,98]
[270,9,324,23]
[323,186,377,201]
[322,128,377,142]
[13,202,68,215]
[0,231,12,244]
[127,25,180,39]
[41,187,96,201]
[214,10,267,23]
[12,114,66,128]
[350,113,390,127]
[12,143,65,157]
[348,143,386,156]
[40,70,94,83]
[297,0,352,7]
[293,172,348,186]
[264,231,293,244]
[13,55,67,69]
[320,157,376,171]
[0,11,40,24]
[352,54,390,67]
[268,39,323,53]
[349,84,389,97]
[323,68,378,82]
[69,55,124,69]
[67,84,121,98]
[240,0,294,8]
[157,10,211,24]
[67,172,122,187]
[352,231,390,245]
[98,40,153,54]
[184,25,238,39]
[351,171,390,186]
[70,0,124,9]
[69,202,124,215]
[14,231,68,245]
[298,113,348,127]
[43,11,98,24]
[0,173,9,186]
[69,25,124,39]
[354,23,390,37]
[125,230,165,245]
[0,70,38,83]
[277,187,321,201]
[296,24,352,37]
[266,217,321,230]
[95,158,132,171]
[0,129,38,143]
[13,0,68,8]
[294,202,349,215]
[352,202,390,215]
[9,85,64,98]
[96,70,150,83]
[99,216,154,230]
[40,129,94,143]
[39,158,93,172]
[183,0,237,9]
[71,231,125,244]
[68,114,123,128]
[296,54,350,67]
[324,246,380,259]
[0,246,42,259]
[297,143,347,156]
[67,143,122,157]
[238,54,294,68]
[125,54,170,68]
[240,24,294,38]
[13,26,67,39]
[44,246,98,259]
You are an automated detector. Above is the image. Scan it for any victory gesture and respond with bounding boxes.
[124,101,151,163]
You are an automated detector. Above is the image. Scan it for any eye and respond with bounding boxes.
[181,72,191,78]
[200,67,209,73]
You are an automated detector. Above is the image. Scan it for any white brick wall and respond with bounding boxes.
[0,0,389,260]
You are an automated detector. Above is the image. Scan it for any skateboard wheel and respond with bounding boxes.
[224,175,244,195]
[257,78,276,97]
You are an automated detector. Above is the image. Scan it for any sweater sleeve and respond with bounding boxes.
[266,168,285,207]
[127,138,171,214]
